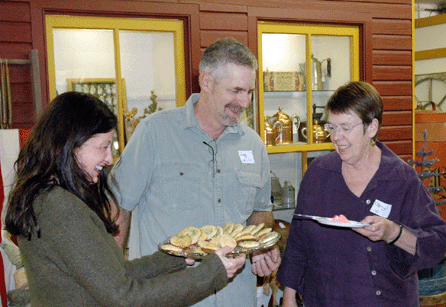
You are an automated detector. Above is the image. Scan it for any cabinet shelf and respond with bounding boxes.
[266,142,334,154]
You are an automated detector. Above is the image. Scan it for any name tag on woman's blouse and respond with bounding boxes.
[238,150,255,163]
[370,199,392,218]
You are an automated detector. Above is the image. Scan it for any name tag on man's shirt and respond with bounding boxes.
[238,150,255,163]
[370,199,392,218]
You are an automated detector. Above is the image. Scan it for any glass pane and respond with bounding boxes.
[119,31,176,141]
[52,28,121,157]
[262,33,307,145]
[311,35,351,143]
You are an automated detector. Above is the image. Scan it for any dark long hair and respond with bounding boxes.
[5,91,119,239]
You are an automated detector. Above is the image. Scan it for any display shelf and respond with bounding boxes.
[266,142,333,154]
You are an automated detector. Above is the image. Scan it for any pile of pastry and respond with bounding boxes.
[161,222,280,256]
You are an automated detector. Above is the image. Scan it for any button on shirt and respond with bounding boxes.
[111,94,272,307]
[277,142,446,307]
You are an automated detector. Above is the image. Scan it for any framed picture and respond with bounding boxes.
[67,78,127,158]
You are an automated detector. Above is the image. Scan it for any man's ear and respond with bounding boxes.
[199,72,213,93]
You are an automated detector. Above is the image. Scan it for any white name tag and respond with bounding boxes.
[370,199,392,218]
[238,150,255,164]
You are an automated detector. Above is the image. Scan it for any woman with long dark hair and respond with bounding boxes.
[5,91,245,307]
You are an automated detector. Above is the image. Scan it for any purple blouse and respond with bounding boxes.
[277,142,446,307]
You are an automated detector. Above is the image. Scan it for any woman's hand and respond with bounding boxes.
[215,246,246,278]
[353,215,398,242]
[354,215,417,255]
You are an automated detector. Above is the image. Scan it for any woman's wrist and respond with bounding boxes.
[388,223,403,244]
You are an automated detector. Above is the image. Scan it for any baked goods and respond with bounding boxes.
[230,224,244,237]
[235,234,257,242]
[223,222,235,235]
[259,231,280,244]
[255,228,272,239]
[179,226,202,244]
[160,244,184,252]
[162,223,281,258]
[238,240,260,249]
[170,235,192,248]
[250,223,265,236]
[201,225,218,240]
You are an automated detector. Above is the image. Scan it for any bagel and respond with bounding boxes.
[259,231,280,244]
[243,225,256,234]
[170,235,192,248]
[199,241,218,254]
[179,226,202,244]
[250,223,265,236]
[238,240,260,249]
[230,224,244,237]
[235,234,257,242]
[222,222,235,235]
[233,228,254,239]
[161,244,184,252]
[212,234,237,249]
[215,226,223,237]
[255,228,272,239]
[201,225,218,240]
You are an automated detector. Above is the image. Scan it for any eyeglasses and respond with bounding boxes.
[203,141,218,177]
[324,122,363,134]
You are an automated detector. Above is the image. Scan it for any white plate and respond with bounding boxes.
[314,217,368,228]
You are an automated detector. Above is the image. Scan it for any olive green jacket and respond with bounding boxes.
[18,186,227,307]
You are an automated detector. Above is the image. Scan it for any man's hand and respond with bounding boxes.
[250,246,281,277]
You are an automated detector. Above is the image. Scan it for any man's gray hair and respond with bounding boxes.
[199,38,258,83]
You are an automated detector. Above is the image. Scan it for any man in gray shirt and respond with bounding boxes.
[111,37,281,307]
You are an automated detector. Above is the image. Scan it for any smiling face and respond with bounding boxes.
[206,63,256,128]
[74,131,114,183]
[328,110,378,166]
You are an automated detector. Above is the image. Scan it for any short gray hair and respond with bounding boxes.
[199,38,258,83]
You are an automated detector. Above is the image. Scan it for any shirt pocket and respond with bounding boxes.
[159,162,201,211]
[236,170,261,215]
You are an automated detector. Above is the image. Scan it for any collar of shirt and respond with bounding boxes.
[317,141,408,182]
[181,93,244,139]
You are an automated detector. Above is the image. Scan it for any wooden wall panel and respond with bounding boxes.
[200,31,248,48]
[373,34,412,50]
[384,140,412,155]
[0,2,30,22]
[373,50,412,65]
[382,96,413,111]
[0,1,33,128]
[373,81,412,96]
[200,12,247,30]
[372,19,412,35]
[0,22,32,43]
[0,43,33,60]
[373,66,412,81]
[379,126,412,141]
[383,111,412,126]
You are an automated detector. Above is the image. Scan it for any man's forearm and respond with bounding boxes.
[246,211,274,228]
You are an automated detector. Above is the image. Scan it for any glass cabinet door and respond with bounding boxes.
[46,15,185,160]
[258,22,359,154]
